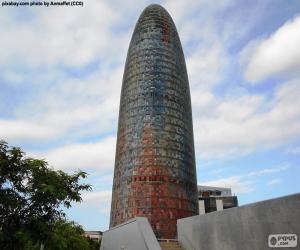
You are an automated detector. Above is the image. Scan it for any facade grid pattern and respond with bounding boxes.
[110,4,198,239]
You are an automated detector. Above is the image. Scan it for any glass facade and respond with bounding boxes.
[110,4,198,239]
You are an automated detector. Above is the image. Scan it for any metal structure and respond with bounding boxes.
[198,186,238,214]
[110,4,198,239]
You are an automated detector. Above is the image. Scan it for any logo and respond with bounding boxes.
[268,234,297,248]
[270,237,277,246]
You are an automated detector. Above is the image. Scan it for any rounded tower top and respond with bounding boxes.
[142,4,169,13]
[124,3,188,95]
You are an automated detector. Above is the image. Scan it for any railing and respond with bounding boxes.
[157,238,178,243]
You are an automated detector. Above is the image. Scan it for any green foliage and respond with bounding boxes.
[0,141,92,249]
[46,220,90,250]
[86,237,101,250]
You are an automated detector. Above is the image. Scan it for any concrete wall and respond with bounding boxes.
[178,193,300,250]
[100,217,161,250]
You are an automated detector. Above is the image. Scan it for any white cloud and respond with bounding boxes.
[187,41,226,88]
[2,64,123,144]
[1,1,230,150]
[267,179,281,186]
[164,0,234,25]
[194,80,300,159]
[242,15,300,82]
[286,146,300,155]
[77,190,112,214]
[0,119,62,141]
[4,5,300,163]
[246,163,290,177]
[0,2,127,145]
[0,1,122,68]
[82,190,112,205]
[200,163,289,194]
[162,0,231,89]
[200,176,254,194]
[30,137,116,171]
[163,0,196,22]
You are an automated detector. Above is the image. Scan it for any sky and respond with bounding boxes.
[0,0,300,231]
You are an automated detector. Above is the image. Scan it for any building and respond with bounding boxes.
[198,185,238,214]
[110,4,198,239]
[84,231,103,243]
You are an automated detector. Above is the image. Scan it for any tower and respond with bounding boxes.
[110,4,198,239]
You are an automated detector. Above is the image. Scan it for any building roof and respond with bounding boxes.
[84,231,103,235]
[198,185,232,196]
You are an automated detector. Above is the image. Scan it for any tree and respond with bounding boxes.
[0,141,92,249]
[45,220,91,250]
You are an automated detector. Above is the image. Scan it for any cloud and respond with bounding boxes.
[200,163,289,194]
[30,137,116,171]
[194,80,300,159]
[286,146,300,155]
[187,41,226,88]
[164,0,234,25]
[200,176,254,194]
[246,163,290,177]
[242,15,300,82]
[0,2,127,146]
[77,190,112,214]
[1,63,123,144]
[0,1,122,68]
[1,1,299,167]
[163,0,231,89]
[0,119,62,141]
[267,179,281,186]
[82,190,112,206]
